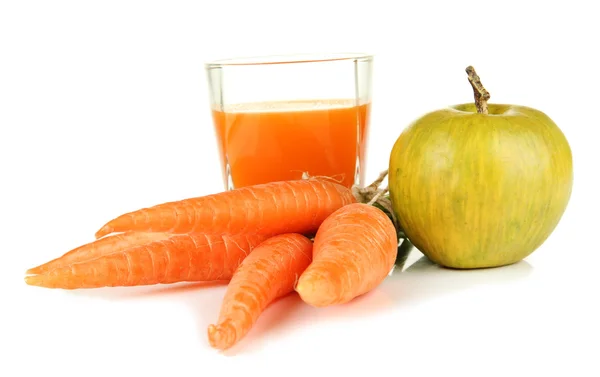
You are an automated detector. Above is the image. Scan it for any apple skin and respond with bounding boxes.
[388,103,573,269]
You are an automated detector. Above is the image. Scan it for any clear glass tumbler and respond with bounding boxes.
[205,53,373,190]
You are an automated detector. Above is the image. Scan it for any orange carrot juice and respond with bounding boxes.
[211,99,370,189]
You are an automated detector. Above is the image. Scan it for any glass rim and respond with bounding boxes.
[205,52,374,68]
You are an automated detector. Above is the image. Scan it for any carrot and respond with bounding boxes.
[295,203,397,307]
[25,233,270,289]
[207,233,312,350]
[94,177,355,239]
[26,231,171,275]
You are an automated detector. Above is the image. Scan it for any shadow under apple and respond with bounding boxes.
[381,252,535,307]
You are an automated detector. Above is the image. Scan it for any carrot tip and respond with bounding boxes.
[207,322,236,350]
[295,275,338,307]
[95,225,113,239]
[24,275,43,287]
[26,266,42,275]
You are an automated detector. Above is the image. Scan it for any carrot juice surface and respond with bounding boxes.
[211,99,370,189]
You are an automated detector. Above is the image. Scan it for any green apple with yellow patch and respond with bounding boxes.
[388,66,573,269]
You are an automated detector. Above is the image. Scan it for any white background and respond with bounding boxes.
[1,1,599,376]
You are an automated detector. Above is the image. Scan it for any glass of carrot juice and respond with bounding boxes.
[205,53,373,190]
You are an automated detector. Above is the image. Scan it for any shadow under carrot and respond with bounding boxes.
[218,293,306,356]
[66,280,228,301]
[266,241,534,327]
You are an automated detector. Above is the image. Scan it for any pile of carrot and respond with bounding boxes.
[25,176,400,351]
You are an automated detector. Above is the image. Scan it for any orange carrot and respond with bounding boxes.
[207,233,312,350]
[295,203,397,307]
[94,178,355,239]
[25,233,270,289]
[26,232,171,275]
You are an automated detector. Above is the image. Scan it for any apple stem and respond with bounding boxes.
[466,66,490,115]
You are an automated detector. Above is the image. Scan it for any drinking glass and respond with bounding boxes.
[205,53,373,190]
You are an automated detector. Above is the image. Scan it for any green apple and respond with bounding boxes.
[388,67,573,269]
